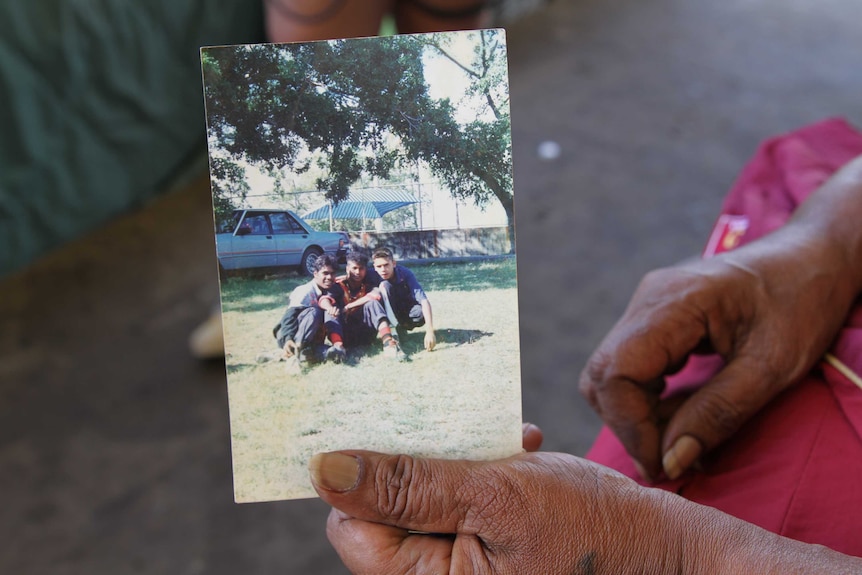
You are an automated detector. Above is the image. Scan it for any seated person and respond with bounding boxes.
[336,251,405,361]
[371,247,436,351]
[273,254,346,369]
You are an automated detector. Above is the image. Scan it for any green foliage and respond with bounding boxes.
[202,31,515,250]
[203,38,428,202]
[209,155,249,227]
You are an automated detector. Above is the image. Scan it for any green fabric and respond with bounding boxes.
[0,0,265,275]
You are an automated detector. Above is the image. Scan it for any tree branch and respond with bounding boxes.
[422,39,480,79]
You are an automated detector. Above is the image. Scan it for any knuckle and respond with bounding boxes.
[582,349,613,393]
[374,454,422,522]
[639,267,668,288]
[635,266,685,299]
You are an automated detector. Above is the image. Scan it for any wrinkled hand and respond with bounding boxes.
[424,329,436,351]
[579,230,856,481]
[311,426,862,574]
[311,449,696,575]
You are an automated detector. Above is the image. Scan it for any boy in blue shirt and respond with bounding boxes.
[370,247,436,352]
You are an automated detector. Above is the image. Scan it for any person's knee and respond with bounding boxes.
[301,306,324,321]
[296,307,324,342]
[276,333,288,349]
[366,300,387,321]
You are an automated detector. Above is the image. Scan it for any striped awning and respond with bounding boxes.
[304,188,418,220]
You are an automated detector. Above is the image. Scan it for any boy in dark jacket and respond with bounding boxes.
[273,254,345,370]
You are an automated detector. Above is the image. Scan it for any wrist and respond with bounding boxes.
[789,155,862,298]
[666,494,862,575]
[632,488,780,575]
[716,523,862,574]
[586,481,696,574]
[725,216,859,341]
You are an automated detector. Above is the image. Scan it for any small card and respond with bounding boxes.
[201,30,522,502]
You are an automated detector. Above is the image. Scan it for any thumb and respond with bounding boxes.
[660,357,780,479]
[309,450,482,534]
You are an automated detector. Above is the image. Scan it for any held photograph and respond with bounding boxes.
[201,29,522,502]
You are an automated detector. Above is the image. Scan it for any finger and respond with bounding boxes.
[603,394,663,482]
[661,356,782,479]
[656,393,690,426]
[326,508,455,575]
[579,304,707,478]
[522,423,543,452]
[310,451,485,535]
[581,365,665,480]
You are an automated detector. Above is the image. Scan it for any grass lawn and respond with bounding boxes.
[220,257,523,502]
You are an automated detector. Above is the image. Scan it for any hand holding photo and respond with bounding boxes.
[201,29,522,502]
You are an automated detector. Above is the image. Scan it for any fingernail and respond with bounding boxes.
[663,435,701,480]
[309,453,360,492]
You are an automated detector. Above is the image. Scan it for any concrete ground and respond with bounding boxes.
[2,0,861,573]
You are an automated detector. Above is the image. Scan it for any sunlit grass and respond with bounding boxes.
[219,257,524,502]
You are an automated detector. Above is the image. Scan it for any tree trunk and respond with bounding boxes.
[474,167,516,253]
[500,195,516,254]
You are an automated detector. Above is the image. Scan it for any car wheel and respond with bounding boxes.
[300,247,323,276]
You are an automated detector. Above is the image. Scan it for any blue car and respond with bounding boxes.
[216,209,348,275]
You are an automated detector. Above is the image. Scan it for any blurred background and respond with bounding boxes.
[2,0,861,572]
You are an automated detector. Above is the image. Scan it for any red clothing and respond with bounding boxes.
[586,118,862,556]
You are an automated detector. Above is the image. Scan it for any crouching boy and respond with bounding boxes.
[371,247,436,351]
[337,251,405,360]
[272,254,346,370]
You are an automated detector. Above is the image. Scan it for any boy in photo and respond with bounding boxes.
[336,251,405,361]
[273,254,346,371]
[371,247,436,352]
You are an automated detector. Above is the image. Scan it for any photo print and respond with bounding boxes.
[201,29,522,502]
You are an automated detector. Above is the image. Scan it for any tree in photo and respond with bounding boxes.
[414,30,514,251]
[202,30,515,251]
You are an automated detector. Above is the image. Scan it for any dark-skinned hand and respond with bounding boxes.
[310,423,707,574]
[579,156,862,481]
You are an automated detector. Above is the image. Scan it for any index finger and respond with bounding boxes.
[579,308,706,477]
[326,509,457,575]
[580,365,664,479]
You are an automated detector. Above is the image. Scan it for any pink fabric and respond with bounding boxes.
[586,118,862,556]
